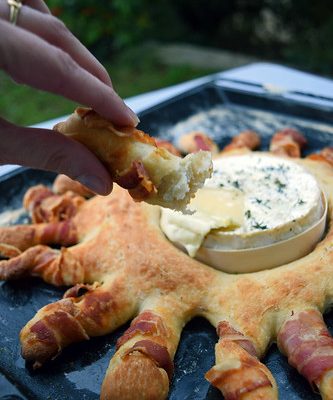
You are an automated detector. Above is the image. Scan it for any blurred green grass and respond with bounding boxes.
[0,50,219,126]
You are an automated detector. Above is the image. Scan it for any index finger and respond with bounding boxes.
[0,20,138,127]
[23,0,51,14]
[0,1,113,87]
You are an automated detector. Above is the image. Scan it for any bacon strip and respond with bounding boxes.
[217,321,258,357]
[206,321,276,399]
[23,185,54,222]
[24,303,89,368]
[277,309,333,388]
[0,220,77,254]
[0,245,84,286]
[205,340,274,400]
[308,147,333,167]
[178,131,219,154]
[0,243,21,258]
[28,320,59,368]
[270,128,307,158]
[223,130,260,152]
[24,184,85,223]
[116,160,157,201]
[116,310,167,349]
[206,357,272,400]
[40,220,78,246]
[124,339,174,380]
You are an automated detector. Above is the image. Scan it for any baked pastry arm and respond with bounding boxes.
[177,131,219,155]
[205,321,277,399]
[0,220,77,254]
[0,245,79,284]
[307,147,333,167]
[54,108,212,211]
[222,130,261,153]
[0,184,87,256]
[278,309,333,399]
[269,128,307,157]
[24,184,85,223]
[101,304,183,400]
[20,276,138,369]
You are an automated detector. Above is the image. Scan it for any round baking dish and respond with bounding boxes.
[194,192,328,273]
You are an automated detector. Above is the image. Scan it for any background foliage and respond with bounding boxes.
[48,0,333,76]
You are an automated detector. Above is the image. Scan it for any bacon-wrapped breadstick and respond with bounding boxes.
[177,131,219,155]
[206,321,277,399]
[278,309,333,396]
[307,147,333,167]
[23,184,85,223]
[222,130,261,152]
[54,108,212,211]
[270,128,307,157]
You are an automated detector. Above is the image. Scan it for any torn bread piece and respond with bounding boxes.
[53,108,212,211]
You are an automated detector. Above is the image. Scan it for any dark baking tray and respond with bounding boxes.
[1,81,333,400]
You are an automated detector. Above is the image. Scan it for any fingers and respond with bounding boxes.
[0,20,138,126]
[53,174,95,198]
[0,116,113,194]
[0,3,112,87]
[23,0,51,14]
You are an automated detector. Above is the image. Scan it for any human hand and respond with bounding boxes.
[0,0,139,194]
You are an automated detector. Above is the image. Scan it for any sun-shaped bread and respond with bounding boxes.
[1,130,333,399]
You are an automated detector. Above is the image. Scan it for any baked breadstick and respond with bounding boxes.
[54,108,212,211]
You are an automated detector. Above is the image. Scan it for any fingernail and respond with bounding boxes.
[77,175,109,195]
[126,107,140,126]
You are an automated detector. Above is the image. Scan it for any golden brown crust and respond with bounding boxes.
[101,351,169,400]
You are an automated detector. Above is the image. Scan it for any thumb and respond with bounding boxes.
[0,117,112,195]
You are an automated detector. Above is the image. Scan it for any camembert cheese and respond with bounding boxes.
[160,154,324,257]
